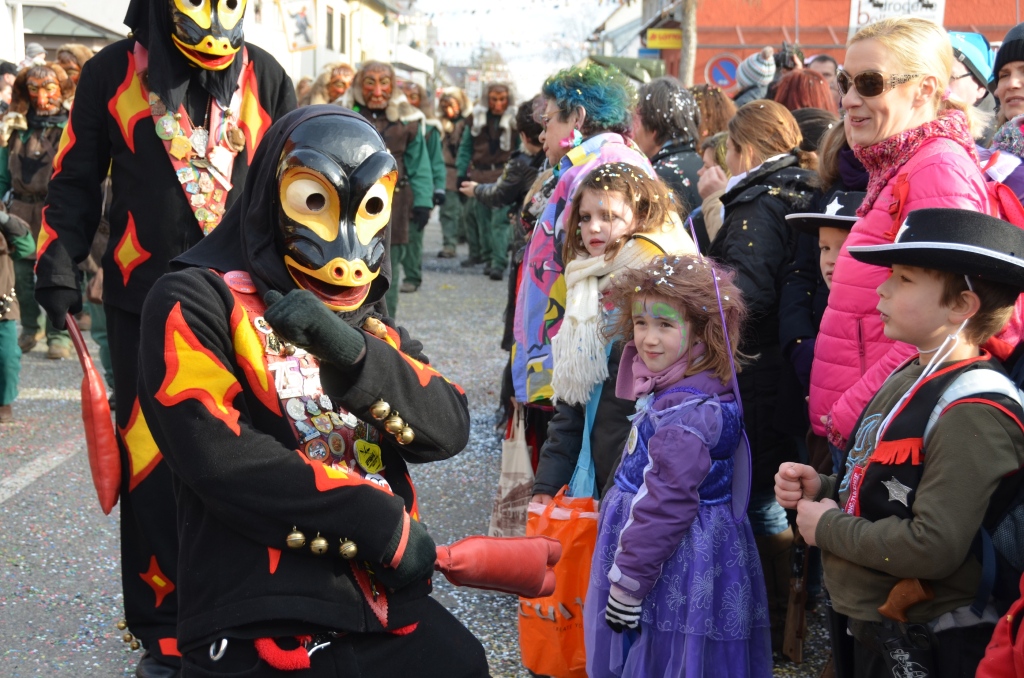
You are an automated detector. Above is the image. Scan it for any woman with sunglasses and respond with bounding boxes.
[809,14,991,540]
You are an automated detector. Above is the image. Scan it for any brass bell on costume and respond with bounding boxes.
[283,343,296,356]
[116,620,127,631]
[122,633,134,643]
[310,533,329,555]
[397,427,415,445]
[338,539,358,559]
[130,640,141,651]
[286,527,306,549]
[369,400,391,420]
[362,317,388,339]
[384,412,405,435]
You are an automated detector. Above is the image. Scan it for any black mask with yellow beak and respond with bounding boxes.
[276,116,397,312]
[169,0,247,71]
[174,107,398,324]
[125,0,246,113]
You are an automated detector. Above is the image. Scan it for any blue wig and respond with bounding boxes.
[541,63,636,136]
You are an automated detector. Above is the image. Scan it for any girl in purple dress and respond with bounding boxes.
[584,257,772,677]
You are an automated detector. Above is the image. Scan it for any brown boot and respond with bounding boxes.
[46,340,72,360]
[755,527,794,654]
[0,404,12,423]
[18,330,40,353]
[75,312,92,332]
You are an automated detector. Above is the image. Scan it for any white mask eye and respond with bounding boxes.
[285,179,329,215]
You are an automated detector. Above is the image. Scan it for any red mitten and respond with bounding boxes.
[434,535,561,598]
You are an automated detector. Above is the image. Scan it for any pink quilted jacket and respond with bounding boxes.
[809,138,991,445]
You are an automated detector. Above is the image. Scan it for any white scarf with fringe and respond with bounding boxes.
[551,216,696,405]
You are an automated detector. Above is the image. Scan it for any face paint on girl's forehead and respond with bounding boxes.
[649,300,685,324]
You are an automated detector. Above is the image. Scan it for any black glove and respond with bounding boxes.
[263,289,365,368]
[605,587,642,633]
[432,189,446,207]
[411,206,431,230]
[375,518,436,591]
[457,175,469,203]
[36,286,82,331]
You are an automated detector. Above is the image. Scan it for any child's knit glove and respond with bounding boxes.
[263,289,366,368]
[605,585,643,633]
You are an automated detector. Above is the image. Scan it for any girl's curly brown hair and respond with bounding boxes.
[605,255,747,384]
[563,163,676,264]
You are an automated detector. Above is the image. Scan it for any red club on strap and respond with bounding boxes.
[66,314,120,514]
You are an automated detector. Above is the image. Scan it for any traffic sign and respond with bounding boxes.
[705,53,740,89]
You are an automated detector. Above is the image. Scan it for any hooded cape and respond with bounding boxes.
[174,105,392,324]
[124,0,244,113]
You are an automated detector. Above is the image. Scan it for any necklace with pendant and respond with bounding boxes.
[190,95,213,158]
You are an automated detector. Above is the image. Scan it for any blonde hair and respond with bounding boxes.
[849,18,985,138]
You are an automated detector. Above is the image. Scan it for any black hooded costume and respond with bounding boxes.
[31,0,294,669]
[135,106,487,676]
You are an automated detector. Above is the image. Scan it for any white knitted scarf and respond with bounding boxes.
[550,239,661,405]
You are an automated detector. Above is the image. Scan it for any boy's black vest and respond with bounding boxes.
[837,353,1024,613]
[838,354,1024,521]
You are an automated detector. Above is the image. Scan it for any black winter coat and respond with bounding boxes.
[709,154,815,490]
[651,141,703,214]
[532,342,634,498]
[474,149,544,212]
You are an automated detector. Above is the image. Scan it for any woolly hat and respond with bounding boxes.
[994,23,1024,85]
[736,51,776,90]
[24,43,45,59]
[949,32,993,92]
[848,208,1024,291]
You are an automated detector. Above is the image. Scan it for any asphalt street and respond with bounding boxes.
[0,221,828,676]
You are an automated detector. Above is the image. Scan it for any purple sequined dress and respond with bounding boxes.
[584,377,772,678]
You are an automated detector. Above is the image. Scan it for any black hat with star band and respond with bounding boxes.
[847,208,1024,291]
[785,190,865,235]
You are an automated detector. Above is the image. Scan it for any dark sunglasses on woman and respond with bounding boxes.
[835,68,921,98]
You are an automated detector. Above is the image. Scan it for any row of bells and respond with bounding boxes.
[116,620,141,650]
[287,528,358,559]
[360,318,415,445]
[368,400,414,445]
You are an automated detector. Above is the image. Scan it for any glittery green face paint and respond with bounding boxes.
[632,296,689,367]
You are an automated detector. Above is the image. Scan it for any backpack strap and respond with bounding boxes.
[921,365,1024,617]
[923,369,1024,443]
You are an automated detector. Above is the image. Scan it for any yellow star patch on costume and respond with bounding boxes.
[156,301,243,435]
[230,299,280,415]
[120,398,162,491]
[108,51,150,153]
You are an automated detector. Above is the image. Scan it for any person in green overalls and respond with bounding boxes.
[456,81,518,281]
[437,87,470,259]
[0,62,74,358]
[401,81,446,294]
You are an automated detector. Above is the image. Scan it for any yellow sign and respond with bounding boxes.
[647,28,682,50]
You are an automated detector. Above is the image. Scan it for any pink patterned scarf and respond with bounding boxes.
[853,109,979,217]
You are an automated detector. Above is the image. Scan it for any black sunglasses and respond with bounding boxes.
[835,68,921,98]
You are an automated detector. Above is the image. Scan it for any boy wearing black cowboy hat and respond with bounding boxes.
[775,208,1024,677]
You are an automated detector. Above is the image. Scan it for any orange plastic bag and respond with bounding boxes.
[519,486,599,678]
